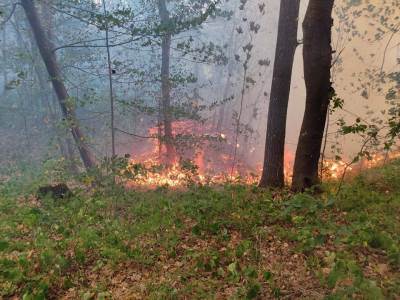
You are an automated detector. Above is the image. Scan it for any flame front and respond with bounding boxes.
[123,121,400,188]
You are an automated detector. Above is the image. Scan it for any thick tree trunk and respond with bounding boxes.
[292,0,334,192]
[259,0,300,188]
[158,0,176,165]
[21,0,96,170]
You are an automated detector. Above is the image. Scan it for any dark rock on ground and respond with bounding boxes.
[37,183,72,200]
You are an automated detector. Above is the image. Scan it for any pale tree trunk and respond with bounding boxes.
[21,0,96,170]
[213,63,231,132]
[292,0,335,192]
[101,0,116,157]
[216,72,231,132]
[158,0,176,165]
[259,0,300,188]
[215,17,237,133]
[1,28,8,98]
[216,101,226,132]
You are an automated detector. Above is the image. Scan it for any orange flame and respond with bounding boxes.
[124,120,400,188]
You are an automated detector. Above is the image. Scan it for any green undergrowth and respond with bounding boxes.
[0,161,400,299]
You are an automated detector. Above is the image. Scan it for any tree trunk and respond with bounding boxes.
[216,103,226,132]
[292,0,334,192]
[28,1,79,172]
[216,70,232,133]
[102,0,116,157]
[21,0,96,170]
[1,27,8,98]
[259,0,300,188]
[158,0,176,165]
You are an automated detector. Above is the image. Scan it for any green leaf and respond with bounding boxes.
[82,292,94,300]
[326,196,336,207]
[246,282,261,299]
[0,240,9,251]
[263,271,272,281]
[227,262,237,274]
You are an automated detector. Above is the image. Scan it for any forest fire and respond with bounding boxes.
[124,120,261,188]
[124,121,399,188]
[321,151,400,180]
[3,0,400,297]
[125,152,400,188]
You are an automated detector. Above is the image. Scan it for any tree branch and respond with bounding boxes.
[114,127,157,139]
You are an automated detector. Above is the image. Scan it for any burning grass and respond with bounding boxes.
[113,120,400,189]
[122,150,400,189]
[124,159,261,188]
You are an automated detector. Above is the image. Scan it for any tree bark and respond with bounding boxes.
[259,0,300,188]
[21,0,96,170]
[292,0,335,192]
[158,0,176,165]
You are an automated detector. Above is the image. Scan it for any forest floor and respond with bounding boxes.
[0,161,400,299]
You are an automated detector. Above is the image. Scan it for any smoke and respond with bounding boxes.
[0,0,398,178]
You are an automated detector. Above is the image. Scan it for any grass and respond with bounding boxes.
[0,161,400,299]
